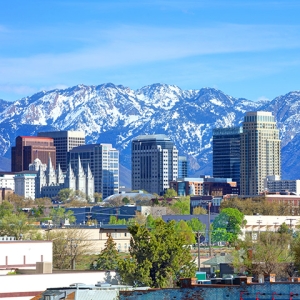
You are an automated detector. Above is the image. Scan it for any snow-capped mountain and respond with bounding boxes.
[0,83,300,184]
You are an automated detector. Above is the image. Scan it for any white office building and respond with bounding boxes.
[0,173,15,191]
[14,172,36,199]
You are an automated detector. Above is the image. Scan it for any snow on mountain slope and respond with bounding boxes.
[0,83,300,181]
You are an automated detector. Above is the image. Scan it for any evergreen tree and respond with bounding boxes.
[94,235,120,270]
[118,219,196,288]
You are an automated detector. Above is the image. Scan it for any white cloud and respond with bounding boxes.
[0,23,300,84]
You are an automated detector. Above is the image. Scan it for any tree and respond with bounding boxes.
[94,192,102,203]
[118,219,196,288]
[93,235,120,270]
[164,188,177,199]
[171,196,190,215]
[0,212,38,239]
[277,222,291,234]
[233,231,293,277]
[0,200,14,218]
[6,194,34,212]
[146,215,157,229]
[186,218,206,233]
[175,220,195,244]
[193,206,207,215]
[49,229,94,269]
[221,196,294,216]
[212,208,246,244]
[57,188,74,203]
[109,215,130,225]
[122,197,130,205]
[50,207,76,226]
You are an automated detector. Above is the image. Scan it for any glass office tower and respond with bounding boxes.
[213,127,242,188]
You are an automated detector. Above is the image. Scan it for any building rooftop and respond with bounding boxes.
[70,144,115,151]
[133,134,171,141]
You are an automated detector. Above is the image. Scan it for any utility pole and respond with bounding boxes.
[286,218,296,230]
[197,231,201,272]
[257,219,262,236]
[69,239,78,270]
[273,222,279,232]
[208,202,212,257]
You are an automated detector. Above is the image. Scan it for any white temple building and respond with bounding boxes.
[32,156,94,201]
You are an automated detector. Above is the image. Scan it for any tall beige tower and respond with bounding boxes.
[240,111,281,196]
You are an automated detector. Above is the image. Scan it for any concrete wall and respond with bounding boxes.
[120,282,300,300]
[0,271,116,300]
[0,241,52,269]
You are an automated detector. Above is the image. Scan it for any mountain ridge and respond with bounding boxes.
[1,83,300,184]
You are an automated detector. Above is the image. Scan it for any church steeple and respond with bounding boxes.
[56,164,64,184]
[46,154,56,185]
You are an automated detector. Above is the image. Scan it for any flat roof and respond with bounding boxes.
[133,134,171,141]
[19,136,53,140]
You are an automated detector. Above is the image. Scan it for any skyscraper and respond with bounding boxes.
[131,134,178,195]
[213,127,242,187]
[178,156,188,178]
[11,136,56,172]
[37,131,85,172]
[240,111,281,196]
[68,143,119,199]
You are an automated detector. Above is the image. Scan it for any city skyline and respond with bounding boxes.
[1,1,300,102]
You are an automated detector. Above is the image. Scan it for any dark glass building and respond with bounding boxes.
[212,127,242,188]
[178,156,188,178]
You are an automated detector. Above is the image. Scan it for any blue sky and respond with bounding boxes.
[1,0,300,101]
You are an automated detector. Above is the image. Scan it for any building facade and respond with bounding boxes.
[178,156,188,178]
[0,173,15,191]
[68,143,119,199]
[240,111,281,196]
[265,175,300,195]
[14,172,37,199]
[131,134,178,195]
[213,127,242,187]
[11,136,56,172]
[35,156,94,201]
[37,130,85,172]
[170,176,238,197]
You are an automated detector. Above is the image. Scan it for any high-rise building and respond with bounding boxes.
[240,111,281,196]
[213,127,242,187]
[178,156,188,178]
[37,131,85,172]
[11,136,56,172]
[131,134,178,195]
[68,144,119,199]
